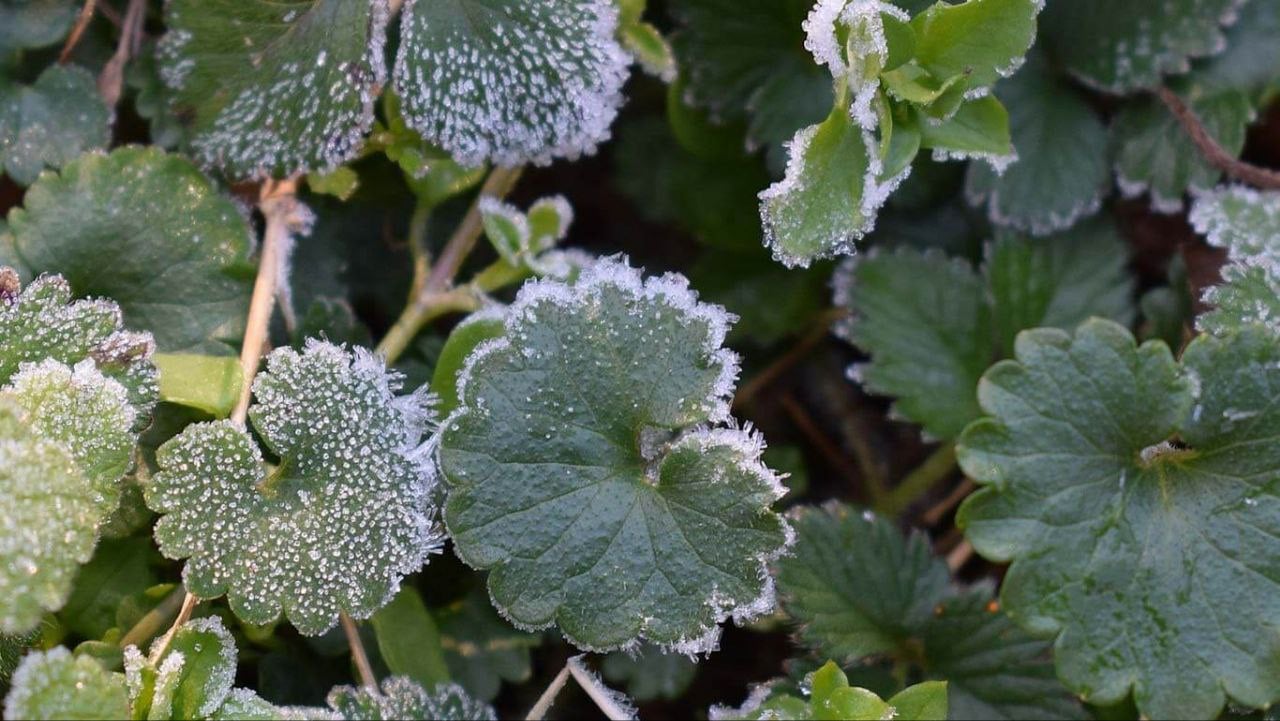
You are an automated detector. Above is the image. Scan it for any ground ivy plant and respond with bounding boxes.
[2,0,1280,719]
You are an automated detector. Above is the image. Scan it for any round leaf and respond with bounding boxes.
[3,648,129,721]
[0,65,110,186]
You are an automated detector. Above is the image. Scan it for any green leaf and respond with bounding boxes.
[835,218,1135,439]
[888,681,947,721]
[1191,0,1280,95]
[146,341,441,635]
[434,587,537,703]
[2,647,129,720]
[4,147,255,354]
[917,95,1013,171]
[439,259,791,652]
[1113,88,1253,213]
[1040,0,1241,93]
[0,0,77,54]
[371,587,450,691]
[909,0,1041,90]
[1189,186,1280,335]
[711,661,943,720]
[965,50,1110,235]
[689,251,829,346]
[601,644,698,702]
[0,65,110,186]
[125,616,239,721]
[668,0,833,149]
[154,354,243,419]
[393,0,629,167]
[306,167,360,203]
[431,314,506,419]
[761,103,877,268]
[58,538,157,640]
[208,689,286,721]
[957,320,1280,719]
[776,504,1087,720]
[617,0,675,81]
[158,0,388,179]
[326,678,495,721]
[125,41,186,150]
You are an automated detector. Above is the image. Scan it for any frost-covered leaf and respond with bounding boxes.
[209,688,290,721]
[2,647,128,721]
[918,95,1013,171]
[711,661,945,721]
[434,587,537,703]
[1040,0,1243,93]
[146,341,441,635]
[326,678,496,721]
[393,0,629,168]
[439,258,791,652]
[1191,0,1280,94]
[956,320,1280,719]
[479,196,576,276]
[1189,186,1280,334]
[158,0,388,179]
[835,219,1134,439]
[617,0,675,80]
[668,0,833,150]
[908,0,1040,90]
[0,65,110,186]
[4,147,255,354]
[126,41,187,150]
[1114,87,1252,213]
[0,0,76,53]
[602,644,697,702]
[125,616,238,720]
[966,50,1109,235]
[776,504,1084,720]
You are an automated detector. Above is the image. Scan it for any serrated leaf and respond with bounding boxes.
[434,587,537,703]
[0,0,76,53]
[439,259,790,652]
[1040,0,1242,93]
[602,644,697,702]
[370,587,450,691]
[3,647,129,720]
[4,147,255,354]
[712,661,943,721]
[0,65,110,186]
[146,341,441,635]
[1114,87,1252,213]
[1189,186,1280,335]
[326,678,495,721]
[158,0,388,179]
[965,50,1110,235]
[957,320,1280,719]
[776,504,1086,720]
[908,0,1040,90]
[668,0,833,150]
[835,218,1135,439]
[393,0,629,167]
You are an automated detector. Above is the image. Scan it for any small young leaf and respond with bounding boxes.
[908,0,1040,90]
[158,0,389,179]
[3,648,129,721]
[370,587,450,691]
[918,95,1013,171]
[326,678,495,721]
[439,258,791,652]
[617,0,676,80]
[957,320,1280,719]
[130,616,239,720]
[154,354,243,419]
[1189,186,1280,334]
[4,147,255,354]
[0,65,110,186]
[1040,0,1242,93]
[146,341,441,635]
[965,50,1110,235]
[711,661,944,721]
[393,0,630,167]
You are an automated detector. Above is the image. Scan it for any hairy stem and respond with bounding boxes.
[567,656,632,721]
[875,442,957,518]
[377,166,523,364]
[341,612,378,689]
[58,0,97,64]
[525,662,572,721]
[146,592,199,662]
[1157,86,1280,190]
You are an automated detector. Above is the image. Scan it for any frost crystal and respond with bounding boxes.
[440,257,792,653]
[326,677,496,721]
[146,341,442,635]
[3,647,129,720]
[1189,186,1280,334]
[393,0,630,167]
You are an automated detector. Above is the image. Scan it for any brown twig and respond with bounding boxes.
[341,612,379,689]
[921,478,977,526]
[97,0,146,107]
[733,308,848,410]
[946,541,974,573]
[1157,86,1280,190]
[58,0,97,64]
[147,591,199,660]
[780,394,886,506]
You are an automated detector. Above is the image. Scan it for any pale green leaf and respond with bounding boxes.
[393,0,629,167]
[1040,0,1242,93]
[711,661,943,721]
[370,587,450,691]
[146,341,441,635]
[1189,186,1280,334]
[326,678,495,721]
[2,648,129,721]
[306,167,360,203]
[124,616,238,721]
[439,259,790,652]
[0,65,109,186]
[909,0,1041,90]
[158,0,389,179]
[918,95,1013,171]
[154,354,243,419]
[0,0,76,53]
[4,147,255,354]
[957,320,1280,719]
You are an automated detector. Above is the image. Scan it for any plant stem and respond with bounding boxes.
[1157,86,1280,190]
[875,442,957,518]
[376,166,523,364]
[231,178,302,427]
[780,394,886,506]
[567,656,633,721]
[146,592,199,661]
[58,0,97,64]
[732,308,848,410]
[97,0,145,107]
[525,662,572,721]
[946,541,974,573]
[340,612,378,690]
[921,478,976,526]
[117,586,186,649]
